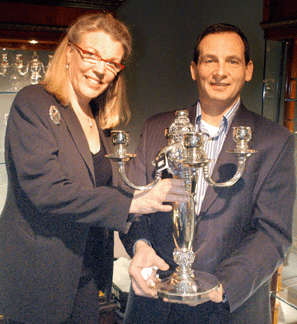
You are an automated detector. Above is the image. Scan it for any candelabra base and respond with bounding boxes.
[155,268,220,305]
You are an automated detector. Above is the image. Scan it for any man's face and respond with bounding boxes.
[190,32,253,109]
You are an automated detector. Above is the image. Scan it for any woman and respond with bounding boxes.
[0,13,188,324]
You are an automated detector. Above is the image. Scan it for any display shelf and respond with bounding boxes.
[272,291,297,311]
[262,29,297,324]
[0,47,53,167]
[0,48,53,92]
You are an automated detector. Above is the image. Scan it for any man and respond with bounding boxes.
[121,23,295,323]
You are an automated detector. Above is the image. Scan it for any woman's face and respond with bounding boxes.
[66,30,124,107]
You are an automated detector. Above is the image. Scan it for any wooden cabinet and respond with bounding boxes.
[0,0,124,50]
[261,2,297,324]
[261,0,297,40]
[261,0,297,132]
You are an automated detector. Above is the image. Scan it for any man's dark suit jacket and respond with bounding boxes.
[121,102,295,323]
[0,85,133,323]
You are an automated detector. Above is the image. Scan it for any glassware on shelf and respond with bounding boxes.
[27,51,45,85]
[0,49,53,92]
[46,54,53,71]
[15,54,27,76]
[0,54,10,77]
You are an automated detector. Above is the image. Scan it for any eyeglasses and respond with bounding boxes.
[70,42,124,73]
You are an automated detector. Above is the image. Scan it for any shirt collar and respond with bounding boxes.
[195,98,241,139]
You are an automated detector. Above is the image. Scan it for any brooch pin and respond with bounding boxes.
[49,105,61,125]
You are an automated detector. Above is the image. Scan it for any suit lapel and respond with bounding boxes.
[199,103,256,217]
[98,126,121,187]
[61,105,95,182]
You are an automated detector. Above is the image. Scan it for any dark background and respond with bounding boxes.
[117,0,265,151]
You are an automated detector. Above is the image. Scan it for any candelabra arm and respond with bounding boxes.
[203,156,247,187]
[118,162,162,190]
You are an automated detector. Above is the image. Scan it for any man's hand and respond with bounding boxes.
[129,178,189,214]
[208,284,224,303]
[181,283,224,306]
[129,240,169,297]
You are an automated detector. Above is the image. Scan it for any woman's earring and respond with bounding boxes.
[66,63,69,69]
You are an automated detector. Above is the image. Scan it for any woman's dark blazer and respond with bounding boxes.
[0,85,133,323]
[121,102,295,323]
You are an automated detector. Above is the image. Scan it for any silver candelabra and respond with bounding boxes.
[106,110,255,304]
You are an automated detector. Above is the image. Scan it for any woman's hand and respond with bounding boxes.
[129,178,190,214]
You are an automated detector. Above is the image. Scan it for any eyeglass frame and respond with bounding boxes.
[69,41,125,73]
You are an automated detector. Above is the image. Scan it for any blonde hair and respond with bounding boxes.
[42,13,132,129]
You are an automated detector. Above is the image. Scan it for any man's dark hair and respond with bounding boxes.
[193,23,250,65]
